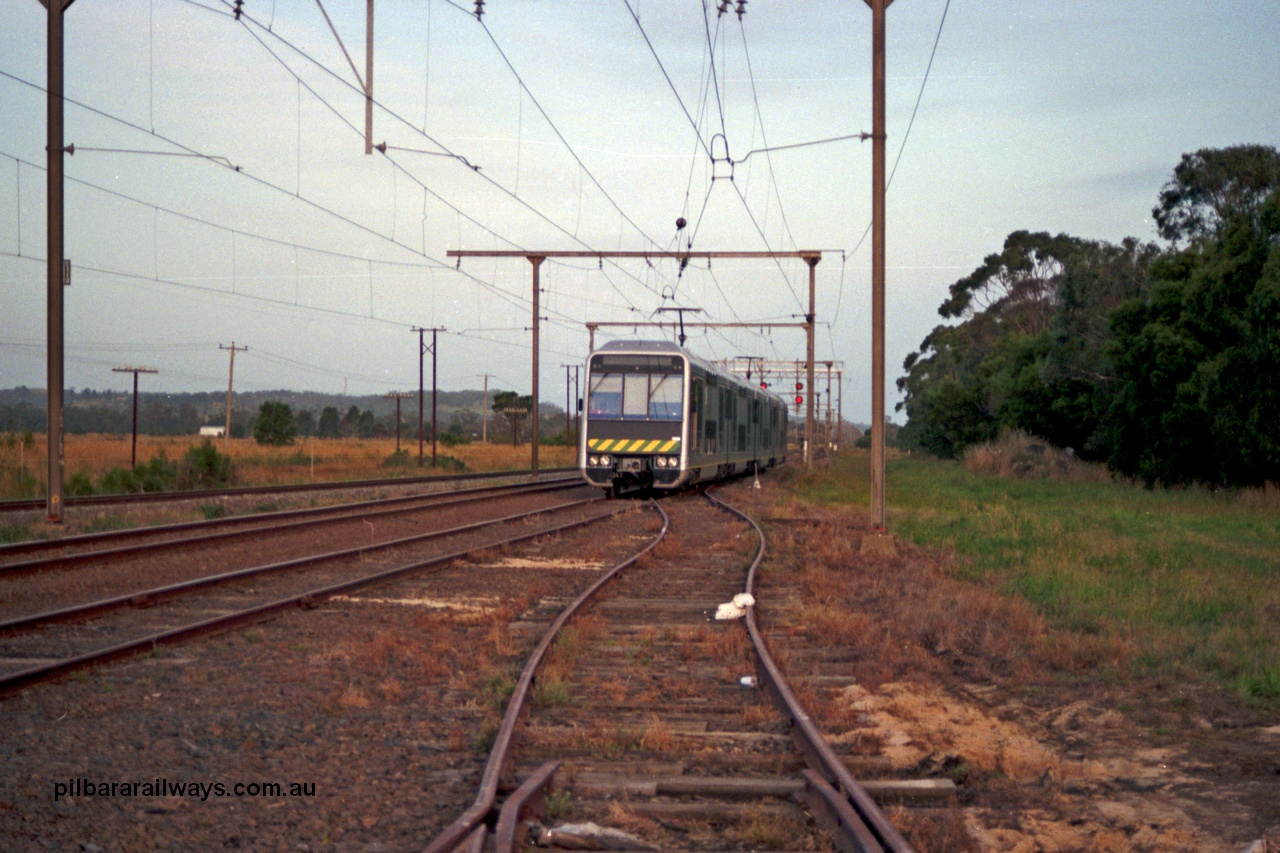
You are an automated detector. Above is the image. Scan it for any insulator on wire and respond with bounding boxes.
[233,0,243,20]
[474,0,484,19]
[736,0,747,19]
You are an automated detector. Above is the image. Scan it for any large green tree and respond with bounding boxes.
[317,406,341,438]
[1153,144,1280,247]
[898,145,1280,487]
[897,231,1152,458]
[252,400,296,446]
[1107,171,1280,486]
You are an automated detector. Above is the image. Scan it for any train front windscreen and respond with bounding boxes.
[587,354,684,421]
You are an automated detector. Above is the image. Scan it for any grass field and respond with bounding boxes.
[0,433,578,498]
[793,448,1280,703]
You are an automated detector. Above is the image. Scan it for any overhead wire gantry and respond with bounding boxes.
[448,249,825,469]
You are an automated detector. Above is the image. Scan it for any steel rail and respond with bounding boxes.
[0,466,578,514]
[0,499,632,697]
[0,477,584,574]
[421,500,671,853]
[0,496,604,635]
[704,487,914,853]
[0,475,580,561]
[493,761,561,850]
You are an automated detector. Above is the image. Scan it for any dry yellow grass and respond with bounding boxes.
[1,433,577,497]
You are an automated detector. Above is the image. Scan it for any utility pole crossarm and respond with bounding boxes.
[447,250,822,262]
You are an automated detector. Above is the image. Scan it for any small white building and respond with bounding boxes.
[198,426,226,438]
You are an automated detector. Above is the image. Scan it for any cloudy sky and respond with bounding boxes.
[1,0,1276,421]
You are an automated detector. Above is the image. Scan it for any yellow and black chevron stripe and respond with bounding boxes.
[588,438,681,454]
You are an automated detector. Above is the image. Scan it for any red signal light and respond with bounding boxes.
[795,382,803,391]
[760,381,767,390]
[794,395,803,405]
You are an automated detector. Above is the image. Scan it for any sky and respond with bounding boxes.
[1,0,1277,423]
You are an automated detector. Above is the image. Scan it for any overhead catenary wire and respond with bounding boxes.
[216,0,669,313]
[621,1,805,314]
[4,3,831,391]
[0,67,586,330]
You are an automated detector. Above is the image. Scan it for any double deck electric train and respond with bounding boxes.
[579,340,788,495]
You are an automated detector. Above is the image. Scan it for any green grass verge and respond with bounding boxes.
[793,451,1280,703]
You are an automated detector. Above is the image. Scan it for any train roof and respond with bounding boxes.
[593,340,683,354]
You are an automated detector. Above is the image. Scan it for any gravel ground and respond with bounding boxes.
[0,504,658,852]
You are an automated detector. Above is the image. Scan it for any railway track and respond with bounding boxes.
[0,475,584,572]
[1,497,666,851]
[0,466,578,515]
[0,480,596,625]
[425,488,915,852]
[0,481,610,695]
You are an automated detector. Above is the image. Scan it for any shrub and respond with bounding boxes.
[382,449,411,468]
[136,450,178,491]
[436,455,466,472]
[65,471,96,496]
[98,467,140,494]
[178,440,236,489]
[439,429,471,447]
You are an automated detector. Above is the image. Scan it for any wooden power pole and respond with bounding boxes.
[113,366,158,467]
[220,343,247,441]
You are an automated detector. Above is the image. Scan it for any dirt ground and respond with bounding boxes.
[722,477,1280,853]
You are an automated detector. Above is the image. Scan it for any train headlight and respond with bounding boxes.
[588,455,600,466]
[599,454,611,467]
[667,456,679,468]
[654,456,667,468]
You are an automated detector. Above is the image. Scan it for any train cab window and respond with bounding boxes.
[622,374,648,418]
[647,374,683,420]
[588,374,623,416]
[588,354,684,421]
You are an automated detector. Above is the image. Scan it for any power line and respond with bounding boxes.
[620,0,713,162]
[0,149,440,274]
[471,17,664,253]
[216,0,668,312]
[1,46,609,330]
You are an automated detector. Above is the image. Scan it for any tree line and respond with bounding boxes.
[897,145,1280,487]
